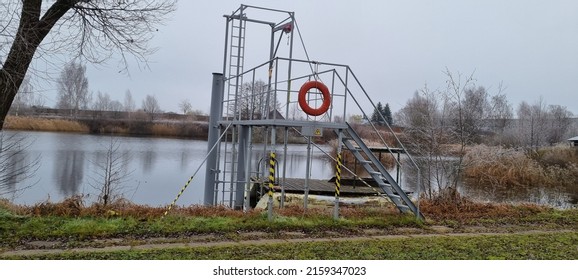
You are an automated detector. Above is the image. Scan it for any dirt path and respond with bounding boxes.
[1,228,573,258]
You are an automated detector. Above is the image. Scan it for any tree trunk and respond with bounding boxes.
[0,0,73,130]
[0,72,19,129]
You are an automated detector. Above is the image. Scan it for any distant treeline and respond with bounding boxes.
[6,107,211,139]
[18,107,209,123]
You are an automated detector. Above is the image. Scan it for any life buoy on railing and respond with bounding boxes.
[298,81,331,116]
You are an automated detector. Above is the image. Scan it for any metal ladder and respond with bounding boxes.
[227,15,246,109]
[218,16,246,208]
[340,123,424,219]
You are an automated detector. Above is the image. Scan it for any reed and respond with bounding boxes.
[5,116,89,133]
[4,116,210,139]
[464,145,578,189]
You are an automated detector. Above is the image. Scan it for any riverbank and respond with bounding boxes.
[1,197,576,259]
[4,116,90,133]
[2,116,399,144]
[4,116,209,139]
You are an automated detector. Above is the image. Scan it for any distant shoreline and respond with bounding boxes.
[4,116,210,140]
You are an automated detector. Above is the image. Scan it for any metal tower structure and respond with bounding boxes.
[203,4,423,220]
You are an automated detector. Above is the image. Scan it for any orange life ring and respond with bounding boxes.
[298,81,331,116]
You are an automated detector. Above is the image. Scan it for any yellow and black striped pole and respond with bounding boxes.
[333,152,342,220]
[268,151,276,197]
[335,153,342,198]
[164,175,194,217]
[268,151,276,221]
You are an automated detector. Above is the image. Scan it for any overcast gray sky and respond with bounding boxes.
[60,0,578,116]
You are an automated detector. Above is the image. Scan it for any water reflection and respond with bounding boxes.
[140,149,156,173]
[53,150,85,196]
[2,130,577,209]
[4,151,26,192]
[0,132,40,197]
[4,131,335,206]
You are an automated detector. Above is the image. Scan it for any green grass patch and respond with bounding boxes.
[0,210,421,246]
[5,232,576,260]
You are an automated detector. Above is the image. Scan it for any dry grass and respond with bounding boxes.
[5,116,89,133]
[20,195,265,219]
[3,195,560,229]
[20,196,399,220]
[150,122,208,138]
[533,145,578,168]
[419,195,545,222]
[151,123,179,137]
[463,145,578,189]
[7,195,551,225]
[4,116,209,139]
[0,198,28,215]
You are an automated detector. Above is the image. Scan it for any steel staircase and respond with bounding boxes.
[340,123,424,219]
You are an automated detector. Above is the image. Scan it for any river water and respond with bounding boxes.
[1,131,333,206]
[1,130,576,208]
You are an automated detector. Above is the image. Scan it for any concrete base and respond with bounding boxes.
[254,193,394,209]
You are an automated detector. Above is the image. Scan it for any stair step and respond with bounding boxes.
[397,205,411,213]
[377,181,389,187]
[334,123,423,219]
[388,194,401,200]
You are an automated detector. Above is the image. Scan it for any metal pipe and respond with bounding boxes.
[242,4,294,14]
[280,14,295,208]
[304,136,311,210]
[222,18,230,76]
[204,73,225,205]
[235,125,249,209]
[244,126,253,211]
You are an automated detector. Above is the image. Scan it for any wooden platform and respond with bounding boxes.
[271,178,385,197]
[344,146,406,154]
[249,177,412,208]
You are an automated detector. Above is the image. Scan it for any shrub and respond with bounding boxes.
[464,145,578,189]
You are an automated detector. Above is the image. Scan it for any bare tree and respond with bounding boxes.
[512,99,573,148]
[0,0,176,129]
[459,86,491,143]
[179,99,193,115]
[546,105,573,145]
[488,92,513,133]
[109,100,123,112]
[141,94,161,121]
[442,70,479,197]
[397,70,483,199]
[396,88,448,198]
[56,61,90,118]
[92,91,112,111]
[123,90,135,112]
[516,98,549,150]
[89,136,133,206]
[233,80,280,119]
